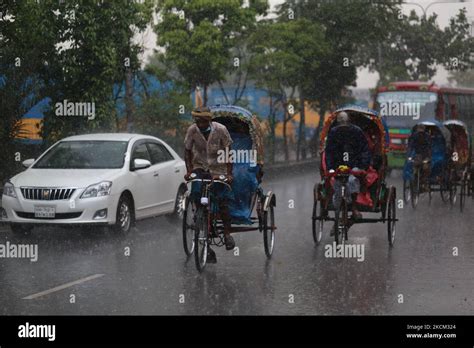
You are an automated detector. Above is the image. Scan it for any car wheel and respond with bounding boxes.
[111,195,134,234]
[167,185,187,222]
[10,224,33,235]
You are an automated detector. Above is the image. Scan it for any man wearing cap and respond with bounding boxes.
[325,111,370,221]
[184,106,235,263]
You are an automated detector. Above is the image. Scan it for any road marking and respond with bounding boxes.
[22,274,105,300]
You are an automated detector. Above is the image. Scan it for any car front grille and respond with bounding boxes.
[20,187,76,201]
[15,211,82,219]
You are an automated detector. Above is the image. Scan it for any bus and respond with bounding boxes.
[374,81,474,168]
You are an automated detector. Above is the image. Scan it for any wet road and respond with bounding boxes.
[0,169,473,315]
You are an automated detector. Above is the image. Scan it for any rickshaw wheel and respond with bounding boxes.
[440,171,452,204]
[460,173,467,213]
[312,184,324,245]
[194,206,209,272]
[387,186,396,247]
[182,196,195,256]
[334,200,348,245]
[449,182,457,208]
[410,169,419,209]
[263,204,275,258]
[440,185,449,203]
[403,180,411,204]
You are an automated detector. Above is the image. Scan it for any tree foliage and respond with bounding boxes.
[154,0,267,105]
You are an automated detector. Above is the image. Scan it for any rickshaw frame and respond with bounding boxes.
[181,105,277,272]
[402,120,457,208]
[312,105,398,247]
[443,119,472,212]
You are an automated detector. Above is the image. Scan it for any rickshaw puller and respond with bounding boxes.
[408,124,431,188]
[325,111,370,221]
[184,107,235,263]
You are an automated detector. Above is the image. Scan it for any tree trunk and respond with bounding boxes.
[297,90,307,161]
[283,114,289,162]
[311,101,327,158]
[267,95,275,164]
[124,68,135,132]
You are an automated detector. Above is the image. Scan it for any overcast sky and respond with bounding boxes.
[141,0,474,89]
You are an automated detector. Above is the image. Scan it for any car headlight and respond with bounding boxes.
[3,182,17,198]
[80,181,112,199]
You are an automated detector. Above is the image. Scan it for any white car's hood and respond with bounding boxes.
[9,169,123,189]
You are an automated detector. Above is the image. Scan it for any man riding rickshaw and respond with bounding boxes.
[184,106,236,262]
[403,120,453,207]
[312,105,396,247]
[182,105,276,272]
[443,119,472,211]
[325,111,370,222]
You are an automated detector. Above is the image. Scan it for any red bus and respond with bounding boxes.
[374,81,474,168]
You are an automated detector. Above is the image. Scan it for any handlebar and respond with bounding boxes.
[408,157,430,164]
[185,177,232,190]
[326,168,367,178]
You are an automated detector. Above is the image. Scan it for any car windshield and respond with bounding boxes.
[375,91,438,128]
[33,141,128,169]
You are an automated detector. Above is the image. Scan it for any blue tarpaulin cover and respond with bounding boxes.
[228,132,258,225]
[403,121,449,182]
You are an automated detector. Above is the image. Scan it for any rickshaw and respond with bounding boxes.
[443,120,472,212]
[312,105,397,247]
[402,120,454,208]
[181,105,276,272]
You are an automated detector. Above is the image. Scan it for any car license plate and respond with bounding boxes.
[34,206,56,218]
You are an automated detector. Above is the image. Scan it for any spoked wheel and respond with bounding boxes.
[403,179,411,204]
[410,169,420,209]
[312,185,325,245]
[387,186,396,247]
[312,199,326,246]
[194,206,209,272]
[182,197,195,256]
[334,200,348,245]
[440,185,449,203]
[460,176,467,213]
[449,181,458,208]
[440,174,450,203]
[428,185,432,206]
[263,204,275,258]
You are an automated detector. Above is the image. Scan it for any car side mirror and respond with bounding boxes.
[133,158,151,170]
[22,158,35,168]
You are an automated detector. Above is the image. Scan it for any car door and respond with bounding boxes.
[146,141,178,214]
[129,141,157,219]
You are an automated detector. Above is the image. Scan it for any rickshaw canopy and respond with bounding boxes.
[209,104,264,165]
[209,104,264,225]
[320,105,390,152]
[443,119,471,167]
[403,119,451,181]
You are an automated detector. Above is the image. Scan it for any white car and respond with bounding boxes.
[1,133,187,234]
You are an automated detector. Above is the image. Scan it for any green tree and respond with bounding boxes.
[249,19,329,161]
[277,0,401,157]
[134,86,192,155]
[362,8,474,86]
[41,0,154,143]
[0,1,57,182]
[154,0,267,106]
